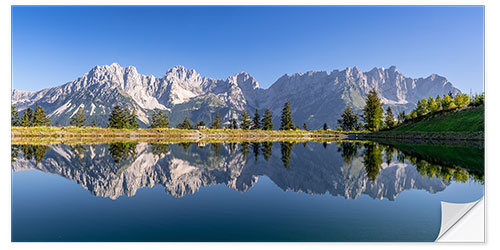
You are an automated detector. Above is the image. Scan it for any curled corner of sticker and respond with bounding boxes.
[436,198,484,242]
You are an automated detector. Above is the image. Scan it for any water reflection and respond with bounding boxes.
[11,141,484,200]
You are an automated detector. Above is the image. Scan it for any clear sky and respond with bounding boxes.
[12,6,484,93]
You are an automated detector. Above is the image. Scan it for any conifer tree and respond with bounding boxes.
[252,109,261,129]
[128,108,139,129]
[384,106,395,128]
[70,107,88,127]
[32,103,51,126]
[441,95,455,109]
[150,109,170,128]
[20,107,33,127]
[240,111,251,130]
[338,106,359,131]
[397,111,406,125]
[210,112,222,129]
[11,105,20,126]
[92,120,97,127]
[107,105,128,129]
[416,98,429,116]
[303,123,308,131]
[435,95,443,109]
[427,96,439,112]
[177,117,193,129]
[230,118,238,129]
[362,88,384,131]
[261,108,273,130]
[323,123,328,130]
[454,93,470,108]
[471,93,484,106]
[280,101,294,130]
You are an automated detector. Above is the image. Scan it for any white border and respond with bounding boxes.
[2,0,498,249]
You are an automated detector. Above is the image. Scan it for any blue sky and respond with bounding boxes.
[12,6,484,93]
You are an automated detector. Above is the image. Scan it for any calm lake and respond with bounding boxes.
[11,141,484,242]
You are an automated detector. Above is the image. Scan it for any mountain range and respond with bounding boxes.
[12,63,461,129]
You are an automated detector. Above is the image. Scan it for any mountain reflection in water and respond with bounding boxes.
[11,141,484,200]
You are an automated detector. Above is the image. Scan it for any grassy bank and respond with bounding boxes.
[365,106,484,141]
[387,106,484,133]
[11,126,353,144]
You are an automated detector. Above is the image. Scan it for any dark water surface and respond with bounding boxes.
[11,141,484,242]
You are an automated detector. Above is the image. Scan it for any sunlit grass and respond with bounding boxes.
[11,126,360,144]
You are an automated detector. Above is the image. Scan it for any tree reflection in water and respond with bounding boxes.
[241,142,249,161]
[252,143,260,161]
[108,142,138,164]
[16,144,50,165]
[337,142,360,165]
[211,143,221,158]
[280,142,294,169]
[361,142,383,183]
[70,144,86,162]
[180,142,192,153]
[261,142,272,162]
[151,143,170,159]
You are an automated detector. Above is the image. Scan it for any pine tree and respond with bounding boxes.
[227,118,237,129]
[150,109,170,128]
[435,95,443,110]
[471,93,484,106]
[362,88,384,131]
[338,106,359,131]
[107,105,128,129]
[454,93,470,108]
[92,120,97,127]
[384,106,395,128]
[323,123,328,130]
[397,111,406,125]
[261,108,273,130]
[198,120,206,128]
[303,123,308,131]
[128,108,139,129]
[280,101,293,130]
[427,96,439,112]
[32,103,51,126]
[441,94,455,109]
[177,117,193,129]
[11,105,20,126]
[210,112,222,129]
[20,107,33,127]
[252,109,261,129]
[416,98,429,116]
[240,111,251,130]
[70,107,88,127]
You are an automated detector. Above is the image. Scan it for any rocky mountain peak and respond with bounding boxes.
[229,72,259,90]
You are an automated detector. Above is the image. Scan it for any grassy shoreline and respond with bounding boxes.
[11,126,357,144]
[360,106,485,142]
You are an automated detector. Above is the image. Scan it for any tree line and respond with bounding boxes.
[337,88,485,132]
[11,90,484,131]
